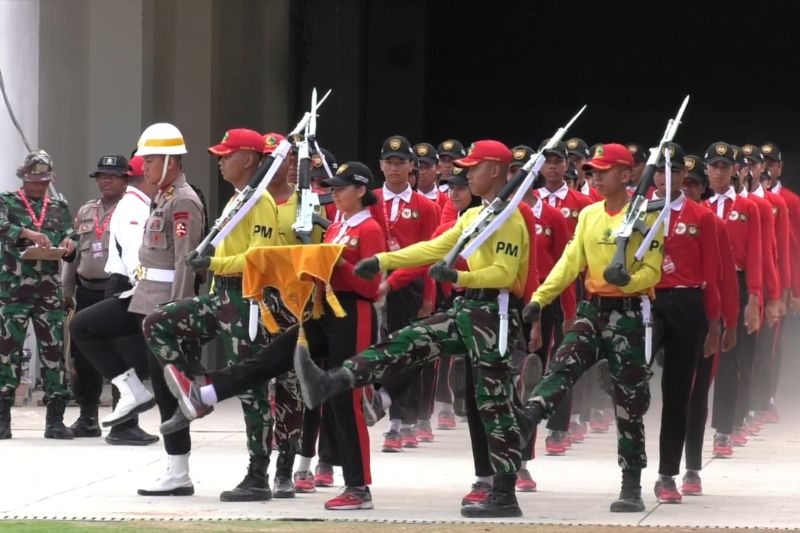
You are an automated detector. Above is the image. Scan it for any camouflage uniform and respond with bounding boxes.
[0,190,74,401]
[343,295,524,474]
[531,300,652,470]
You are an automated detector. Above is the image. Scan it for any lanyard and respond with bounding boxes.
[18,189,49,230]
[94,202,115,240]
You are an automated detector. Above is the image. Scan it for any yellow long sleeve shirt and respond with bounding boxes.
[276,187,325,246]
[377,206,529,299]
[209,192,280,275]
[532,201,663,307]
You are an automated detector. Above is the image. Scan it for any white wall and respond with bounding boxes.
[0,0,39,191]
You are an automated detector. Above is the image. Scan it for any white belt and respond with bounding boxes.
[498,290,510,356]
[137,266,175,283]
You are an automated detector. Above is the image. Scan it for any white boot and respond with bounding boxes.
[137,453,194,496]
[101,368,155,427]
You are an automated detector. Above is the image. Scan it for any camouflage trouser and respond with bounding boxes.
[0,287,70,402]
[531,300,651,470]
[143,287,273,458]
[344,296,522,474]
[273,370,303,449]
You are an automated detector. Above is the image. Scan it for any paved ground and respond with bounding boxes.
[1,363,799,528]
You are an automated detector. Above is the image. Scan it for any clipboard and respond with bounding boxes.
[20,247,68,261]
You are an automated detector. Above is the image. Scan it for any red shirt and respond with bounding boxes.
[705,190,762,299]
[532,199,576,319]
[774,183,800,296]
[535,184,593,235]
[763,189,791,293]
[516,202,540,303]
[656,195,721,321]
[713,216,741,329]
[746,191,780,302]
[371,186,440,293]
[326,211,387,300]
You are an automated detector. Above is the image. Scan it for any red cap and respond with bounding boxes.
[127,155,144,177]
[208,128,264,156]
[583,143,634,171]
[262,132,287,154]
[454,140,513,167]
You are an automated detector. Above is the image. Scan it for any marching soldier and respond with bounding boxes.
[62,154,128,439]
[566,137,602,201]
[521,143,664,512]
[143,128,277,500]
[0,150,76,439]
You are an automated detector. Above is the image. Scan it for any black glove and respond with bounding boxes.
[185,250,211,272]
[522,301,542,323]
[428,261,459,283]
[354,257,381,279]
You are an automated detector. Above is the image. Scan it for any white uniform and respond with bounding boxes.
[105,185,151,284]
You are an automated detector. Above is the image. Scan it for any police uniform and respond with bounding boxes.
[0,151,74,439]
[143,129,276,501]
[525,144,663,512]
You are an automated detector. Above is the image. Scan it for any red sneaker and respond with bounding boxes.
[563,433,572,449]
[765,404,780,424]
[545,432,567,455]
[382,430,403,452]
[400,427,419,448]
[516,469,537,492]
[437,410,456,430]
[681,471,702,496]
[712,435,733,458]
[315,464,334,487]
[293,471,316,493]
[461,481,492,505]
[589,410,610,433]
[163,364,213,421]
[324,486,374,510]
[654,477,682,503]
[415,420,434,443]
[731,430,748,447]
[568,421,586,443]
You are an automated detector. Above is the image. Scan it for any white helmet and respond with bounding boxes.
[136,123,187,156]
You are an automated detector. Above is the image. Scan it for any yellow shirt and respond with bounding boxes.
[276,186,325,245]
[209,192,280,275]
[377,206,529,299]
[532,201,663,307]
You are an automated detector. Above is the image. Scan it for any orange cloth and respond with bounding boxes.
[243,244,346,333]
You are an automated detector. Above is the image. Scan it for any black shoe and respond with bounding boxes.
[294,343,354,409]
[460,474,522,518]
[220,456,272,502]
[44,399,74,440]
[106,422,159,446]
[0,399,11,440]
[69,404,101,438]
[273,476,295,499]
[610,487,645,512]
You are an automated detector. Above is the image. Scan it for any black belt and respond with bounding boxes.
[214,276,242,291]
[463,289,522,308]
[590,295,642,312]
[78,276,109,291]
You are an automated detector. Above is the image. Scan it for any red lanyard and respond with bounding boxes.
[18,189,49,230]
[94,202,115,240]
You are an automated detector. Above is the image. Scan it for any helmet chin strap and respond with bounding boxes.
[157,154,171,188]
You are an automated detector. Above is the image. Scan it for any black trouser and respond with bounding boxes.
[750,319,778,412]
[416,362,437,421]
[685,337,714,472]
[652,288,706,476]
[712,272,755,434]
[213,298,376,487]
[537,298,570,433]
[384,280,423,425]
[69,284,107,406]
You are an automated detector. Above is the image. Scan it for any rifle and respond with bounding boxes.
[193,91,331,257]
[293,88,333,243]
[602,95,690,286]
[440,105,587,267]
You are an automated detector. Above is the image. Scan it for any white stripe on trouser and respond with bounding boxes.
[498,290,509,356]
[641,295,653,364]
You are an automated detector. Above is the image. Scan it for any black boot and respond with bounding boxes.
[44,399,74,439]
[610,469,646,512]
[220,456,272,502]
[294,343,354,409]
[106,416,159,446]
[273,440,297,499]
[69,403,102,438]
[461,473,523,518]
[0,399,12,440]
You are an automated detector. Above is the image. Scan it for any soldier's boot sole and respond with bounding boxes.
[137,486,195,497]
